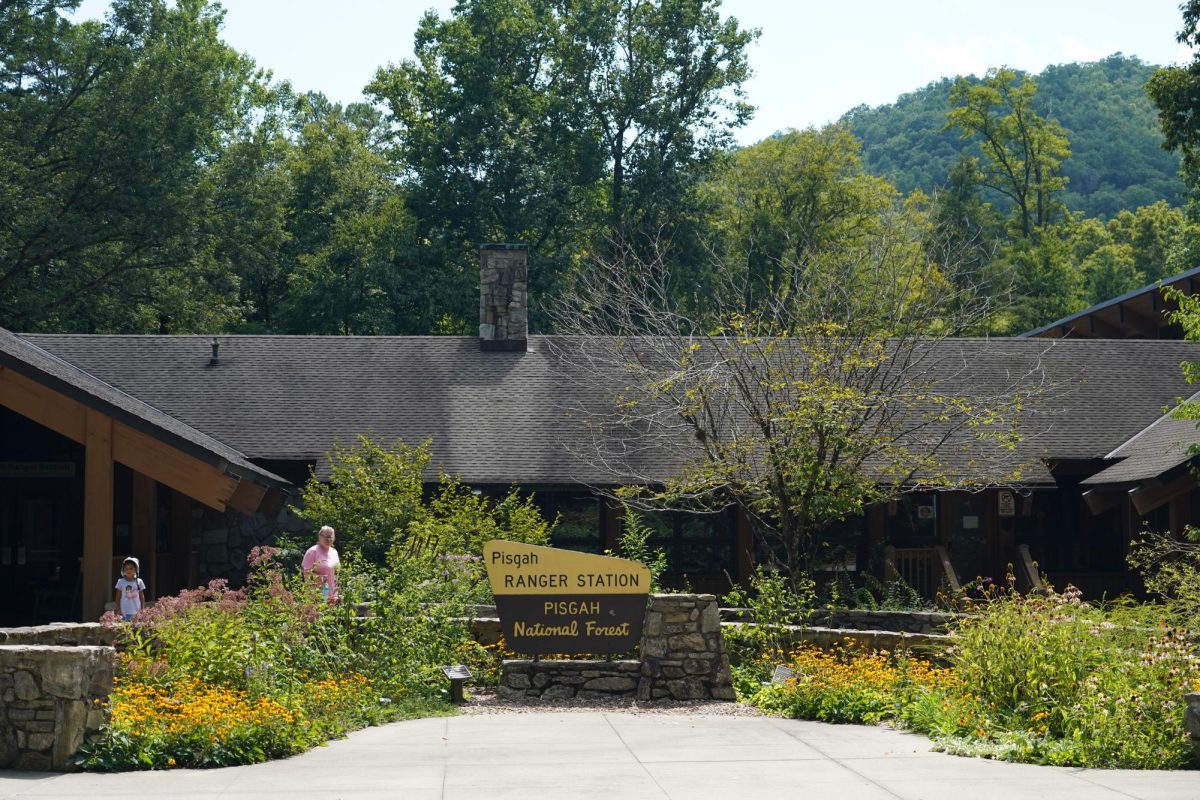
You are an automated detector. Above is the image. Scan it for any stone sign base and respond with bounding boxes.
[500,659,640,700]
[497,594,735,703]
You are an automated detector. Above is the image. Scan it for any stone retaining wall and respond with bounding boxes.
[0,624,115,648]
[721,608,954,634]
[807,610,953,634]
[0,645,113,771]
[722,622,951,661]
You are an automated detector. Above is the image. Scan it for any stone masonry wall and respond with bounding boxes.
[499,660,640,700]
[0,624,115,648]
[497,594,734,702]
[640,594,734,701]
[721,608,954,634]
[720,623,951,661]
[478,244,528,349]
[193,503,307,588]
[0,645,113,771]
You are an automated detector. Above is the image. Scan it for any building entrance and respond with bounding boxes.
[0,407,85,625]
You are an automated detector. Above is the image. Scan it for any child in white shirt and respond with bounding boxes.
[114,557,145,621]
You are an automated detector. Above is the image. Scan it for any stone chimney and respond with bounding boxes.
[479,243,528,352]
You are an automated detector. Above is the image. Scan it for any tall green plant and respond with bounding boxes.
[295,436,552,583]
[605,510,669,592]
[722,566,815,666]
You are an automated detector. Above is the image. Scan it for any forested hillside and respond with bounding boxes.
[843,54,1184,219]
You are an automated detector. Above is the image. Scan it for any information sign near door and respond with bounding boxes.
[484,540,651,655]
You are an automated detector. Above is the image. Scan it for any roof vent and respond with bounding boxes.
[209,337,219,367]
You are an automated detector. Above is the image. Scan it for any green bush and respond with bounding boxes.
[82,549,467,771]
[723,566,815,691]
[730,578,1200,770]
[83,437,559,771]
[747,644,950,725]
[901,587,1200,769]
[606,510,670,592]
[293,436,552,580]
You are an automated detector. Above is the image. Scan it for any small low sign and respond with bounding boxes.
[483,540,651,655]
[770,664,796,685]
[441,665,472,681]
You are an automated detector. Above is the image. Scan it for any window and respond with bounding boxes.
[642,509,735,578]
[539,492,604,554]
[886,493,939,546]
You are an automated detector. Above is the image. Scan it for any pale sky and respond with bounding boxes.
[72,0,1193,146]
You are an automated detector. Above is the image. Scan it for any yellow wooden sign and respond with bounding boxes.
[484,540,651,654]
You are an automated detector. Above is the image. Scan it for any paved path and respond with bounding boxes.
[1,712,1197,799]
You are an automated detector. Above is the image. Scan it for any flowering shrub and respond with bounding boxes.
[907,587,1200,769]
[80,548,456,771]
[747,643,953,725]
[738,585,1200,770]
[88,678,310,769]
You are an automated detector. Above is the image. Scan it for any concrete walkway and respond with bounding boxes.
[1,712,1196,799]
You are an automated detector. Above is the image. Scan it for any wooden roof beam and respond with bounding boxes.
[1086,311,1130,339]
[1116,302,1161,337]
[226,479,268,516]
[111,420,237,511]
[1082,488,1124,516]
[3,365,252,512]
[1129,472,1198,516]
[0,365,86,443]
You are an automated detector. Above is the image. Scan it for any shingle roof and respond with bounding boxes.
[1080,391,1200,486]
[16,333,1200,488]
[0,329,287,488]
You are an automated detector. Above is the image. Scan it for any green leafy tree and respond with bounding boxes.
[925,156,1003,284]
[0,0,264,332]
[1147,3,1200,197]
[988,225,1081,333]
[367,0,757,329]
[277,98,416,335]
[946,68,1071,238]
[554,0,757,237]
[550,204,1041,587]
[702,125,894,318]
[367,0,603,332]
[295,437,552,579]
[847,56,1182,219]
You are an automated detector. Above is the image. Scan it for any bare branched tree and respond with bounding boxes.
[547,201,1051,585]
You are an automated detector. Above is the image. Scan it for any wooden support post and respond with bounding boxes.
[736,507,754,585]
[131,472,157,600]
[1016,544,1044,594]
[82,410,113,620]
[934,545,961,593]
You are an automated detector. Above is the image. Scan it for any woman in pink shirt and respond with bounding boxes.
[302,525,340,603]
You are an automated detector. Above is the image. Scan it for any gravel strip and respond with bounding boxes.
[459,687,765,716]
